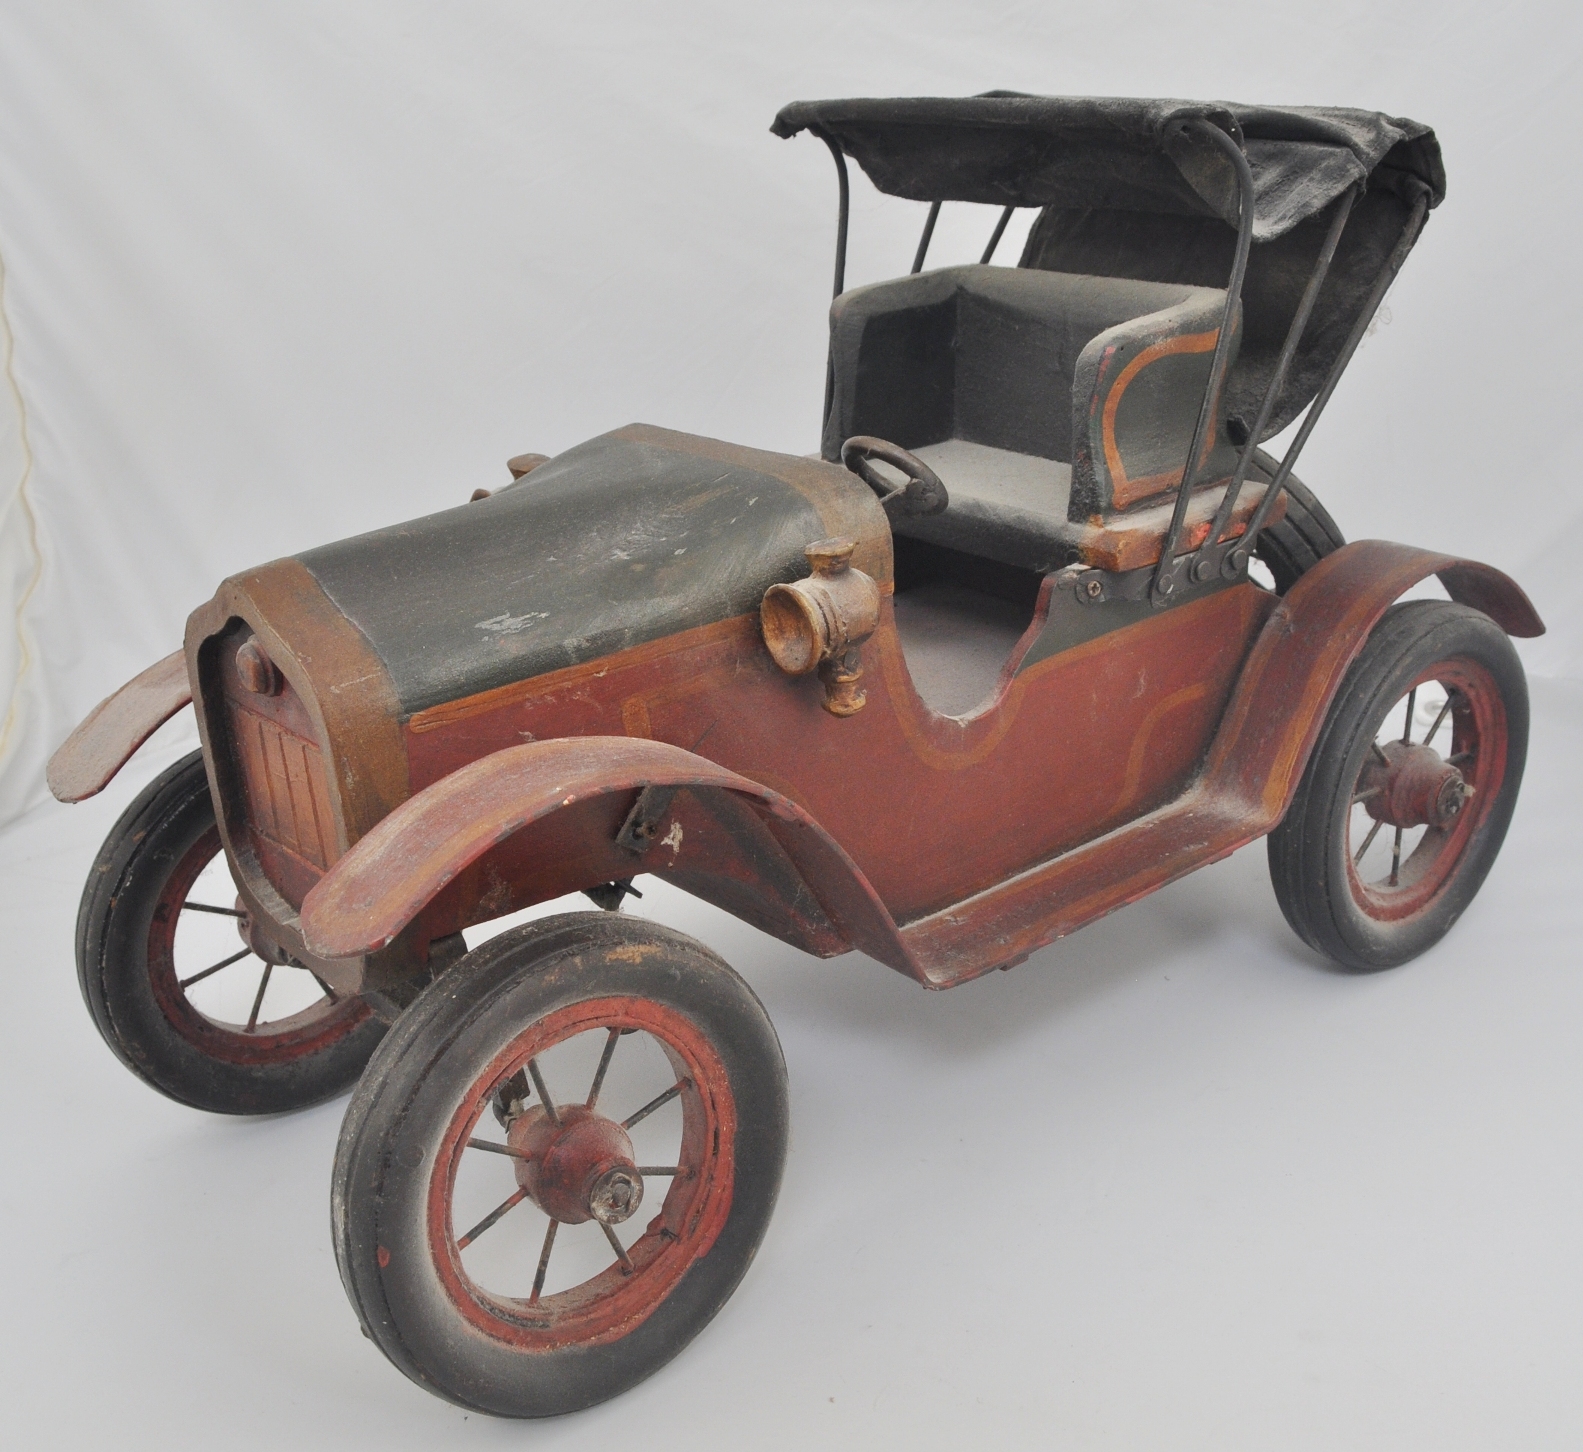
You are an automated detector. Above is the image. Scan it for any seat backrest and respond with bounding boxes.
[825,264,1240,520]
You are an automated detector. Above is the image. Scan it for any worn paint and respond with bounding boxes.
[47,650,192,803]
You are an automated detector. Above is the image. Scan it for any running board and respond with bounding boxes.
[898,787,1256,988]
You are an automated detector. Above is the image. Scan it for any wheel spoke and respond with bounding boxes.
[585,1027,621,1110]
[457,1188,527,1250]
[244,962,274,1033]
[529,1219,559,1304]
[635,1166,681,1176]
[1448,750,1475,767]
[177,946,251,990]
[308,971,340,1004]
[1423,693,1455,748]
[1353,817,1384,865]
[622,1081,685,1130]
[1389,826,1404,886]
[599,1217,635,1275]
[1351,786,1381,805]
[182,901,245,918]
[1370,740,1390,767]
[525,1058,559,1127]
[467,1137,530,1160]
[1401,687,1417,745]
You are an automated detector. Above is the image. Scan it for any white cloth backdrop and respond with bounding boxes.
[2,4,1581,1449]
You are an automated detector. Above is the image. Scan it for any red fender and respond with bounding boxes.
[47,650,192,803]
[299,736,921,977]
[1203,540,1542,822]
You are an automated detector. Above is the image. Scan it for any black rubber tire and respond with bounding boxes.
[332,912,788,1418]
[1249,448,1346,594]
[1267,601,1528,970]
[75,750,386,1114]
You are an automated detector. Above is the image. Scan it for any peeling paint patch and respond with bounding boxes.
[476,611,550,635]
[607,942,664,964]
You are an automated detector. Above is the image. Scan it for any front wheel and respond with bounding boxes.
[76,751,385,1113]
[1268,601,1528,970]
[332,913,788,1417]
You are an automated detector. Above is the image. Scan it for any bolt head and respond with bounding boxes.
[1434,774,1470,824]
[235,638,283,696]
[589,1166,644,1225]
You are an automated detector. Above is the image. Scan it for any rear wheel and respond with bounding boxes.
[76,751,385,1113]
[332,912,788,1417]
[1268,601,1528,969]
[1250,449,1346,593]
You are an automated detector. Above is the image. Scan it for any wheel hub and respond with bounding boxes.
[1362,741,1470,830]
[506,1104,643,1226]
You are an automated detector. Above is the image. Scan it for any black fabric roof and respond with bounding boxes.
[771,94,1443,243]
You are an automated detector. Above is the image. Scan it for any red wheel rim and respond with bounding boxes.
[146,827,372,1065]
[1343,655,1507,924]
[424,995,736,1351]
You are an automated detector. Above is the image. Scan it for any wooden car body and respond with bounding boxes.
[52,430,1538,1007]
[44,92,1558,1422]
[49,95,1543,1007]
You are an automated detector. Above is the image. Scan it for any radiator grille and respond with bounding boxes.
[228,705,336,871]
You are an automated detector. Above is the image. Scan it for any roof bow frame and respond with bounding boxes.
[771,93,1443,243]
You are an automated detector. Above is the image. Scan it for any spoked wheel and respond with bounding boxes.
[77,751,385,1113]
[333,913,787,1418]
[1269,601,1529,970]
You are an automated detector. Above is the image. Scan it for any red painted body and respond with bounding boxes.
[299,539,1542,989]
[405,581,1268,920]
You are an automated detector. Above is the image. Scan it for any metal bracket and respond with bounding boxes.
[1057,550,1250,609]
[615,784,679,855]
[584,879,644,912]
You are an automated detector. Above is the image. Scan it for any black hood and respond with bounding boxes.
[295,424,890,717]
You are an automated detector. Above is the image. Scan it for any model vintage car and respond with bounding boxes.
[49,94,1542,1417]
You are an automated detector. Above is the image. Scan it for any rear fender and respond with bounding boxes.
[1205,539,1543,824]
[299,736,921,978]
[47,651,192,803]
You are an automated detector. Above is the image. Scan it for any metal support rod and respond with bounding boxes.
[1151,122,1256,604]
[911,200,942,274]
[816,130,850,299]
[1200,184,1361,561]
[1237,185,1432,550]
[980,205,1016,264]
[816,130,851,440]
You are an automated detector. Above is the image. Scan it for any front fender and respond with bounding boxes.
[47,650,192,803]
[299,736,920,978]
